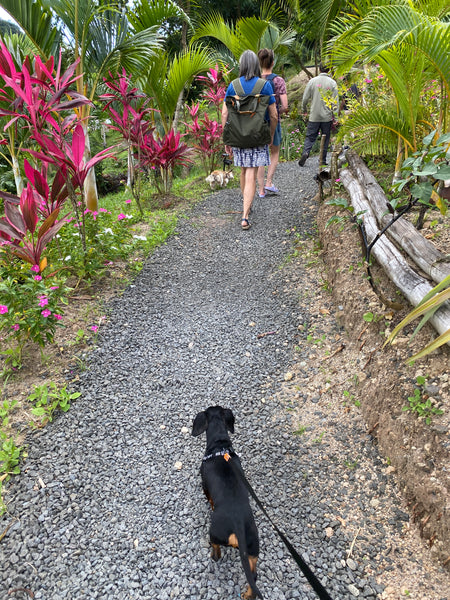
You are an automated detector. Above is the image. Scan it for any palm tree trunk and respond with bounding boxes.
[12,154,23,196]
[82,122,99,211]
[172,89,185,133]
[127,146,134,188]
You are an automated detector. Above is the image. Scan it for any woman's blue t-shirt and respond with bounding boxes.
[225,76,276,104]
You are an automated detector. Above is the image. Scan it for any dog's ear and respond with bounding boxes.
[223,408,235,434]
[192,411,208,436]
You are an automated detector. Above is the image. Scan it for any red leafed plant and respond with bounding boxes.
[0,184,67,269]
[0,42,115,256]
[141,129,193,194]
[22,159,71,218]
[184,103,223,175]
[196,66,227,117]
[0,43,87,136]
[102,70,192,197]
[101,70,154,212]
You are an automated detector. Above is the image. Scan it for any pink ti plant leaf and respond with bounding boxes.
[20,184,39,234]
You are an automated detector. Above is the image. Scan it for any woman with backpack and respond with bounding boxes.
[256,48,288,198]
[222,50,278,230]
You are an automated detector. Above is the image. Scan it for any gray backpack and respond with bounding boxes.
[223,78,271,149]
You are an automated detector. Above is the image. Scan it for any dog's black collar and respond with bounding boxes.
[202,448,238,462]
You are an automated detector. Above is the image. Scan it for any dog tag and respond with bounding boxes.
[223,452,230,462]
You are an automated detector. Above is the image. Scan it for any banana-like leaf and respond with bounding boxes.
[260,24,297,56]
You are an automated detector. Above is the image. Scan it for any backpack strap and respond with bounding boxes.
[251,77,267,96]
[232,77,266,97]
[232,77,244,96]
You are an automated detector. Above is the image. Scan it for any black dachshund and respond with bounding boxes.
[192,406,262,599]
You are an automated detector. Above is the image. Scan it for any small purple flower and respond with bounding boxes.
[91,325,99,333]
[34,275,42,281]
[0,305,8,314]
[54,314,63,320]
[31,264,40,273]
[117,213,126,221]
[365,78,372,84]
[11,323,20,331]
[50,286,59,290]
[41,309,51,318]
[125,199,132,204]
[38,296,49,307]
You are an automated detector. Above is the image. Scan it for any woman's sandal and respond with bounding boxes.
[241,218,251,230]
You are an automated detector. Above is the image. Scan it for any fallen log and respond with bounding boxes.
[346,152,450,284]
[340,168,450,340]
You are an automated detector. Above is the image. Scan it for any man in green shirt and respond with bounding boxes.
[298,64,338,167]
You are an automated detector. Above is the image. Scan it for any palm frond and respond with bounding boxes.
[258,0,284,25]
[235,17,271,54]
[302,0,348,40]
[128,0,191,33]
[190,13,235,52]
[339,106,414,155]
[91,26,162,95]
[140,46,214,132]
[375,50,426,132]
[1,33,37,64]
[0,0,61,59]
[351,5,450,94]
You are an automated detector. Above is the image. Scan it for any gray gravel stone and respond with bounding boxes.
[0,158,429,599]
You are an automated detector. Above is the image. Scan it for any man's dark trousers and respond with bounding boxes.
[303,120,332,163]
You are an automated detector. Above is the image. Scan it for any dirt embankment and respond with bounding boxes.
[316,197,450,568]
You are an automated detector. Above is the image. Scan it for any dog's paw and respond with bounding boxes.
[241,586,257,600]
[211,544,221,561]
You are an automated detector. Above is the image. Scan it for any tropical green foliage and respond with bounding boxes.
[392,130,450,215]
[140,46,215,133]
[191,4,296,74]
[328,1,450,167]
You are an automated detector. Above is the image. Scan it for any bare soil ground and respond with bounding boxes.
[314,194,449,572]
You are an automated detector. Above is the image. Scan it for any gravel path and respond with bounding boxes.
[1,160,447,600]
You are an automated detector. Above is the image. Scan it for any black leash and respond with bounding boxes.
[229,457,334,600]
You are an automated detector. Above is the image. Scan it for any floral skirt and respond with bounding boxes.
[232,145,270,168]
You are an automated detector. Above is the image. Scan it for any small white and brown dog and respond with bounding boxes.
[205,169,234,190]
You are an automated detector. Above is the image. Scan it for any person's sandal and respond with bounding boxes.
[241,218,251,230]
[264,185,279,194]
